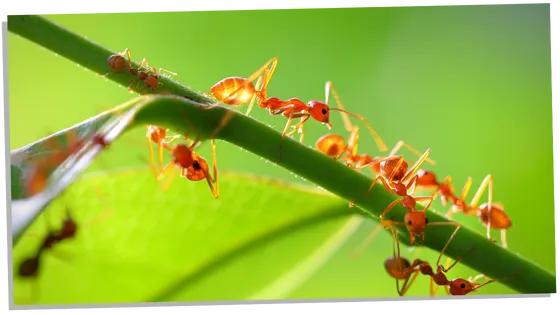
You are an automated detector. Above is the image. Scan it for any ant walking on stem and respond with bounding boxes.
[315,113,435,173]
[105,48,177,92]
[146,109,235,199]
[205,58,388,162]
[435,175,511,248]
[403,229,499,296]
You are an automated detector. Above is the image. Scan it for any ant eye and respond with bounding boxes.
[407,220,412,225]
[193,161,201,170]
[321,108,327,115]
[460,283,466,288]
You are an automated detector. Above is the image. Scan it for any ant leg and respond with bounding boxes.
[346,126,360,157]
[399,270,420,296]
[415,196,435,209]
[287,115,311,138]
[157,67,177,77]
[137,57,150,70]
[401,149,432,183]
[278,114,295,164]
[469,175,497,242]
[433,224,461,267]
[472,279,496,293]
[277,109,305,163]
[205,57,278,110]
[379,199,401,219]
[161,167,178,191]
[246,76,263,116]
[389,140,436,165]
[501,229,508,248]
[156,161,176,182]
[146,133,158,179]
[430,276,438,297]
[469,174,493,209]
[325,81,388,152]
[349,174,394,208]
[469,274,487,283]
[205,139,219,199]
[446,176,473,218]
[122,48,133,67]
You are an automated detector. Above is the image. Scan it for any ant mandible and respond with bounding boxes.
[205,58,388,162]
[439,175,512,248]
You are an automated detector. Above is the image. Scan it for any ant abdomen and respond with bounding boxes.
[416,170,439,187]
[478,204,512,229]
[18,257,40,278]
[107,55,126,71]
[211,77,256,105]
[183,155,209,181]
[384,257,412,280]
[316,134,346,157]
[380,159,408,182]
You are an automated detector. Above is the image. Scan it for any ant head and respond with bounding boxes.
[449,278,476,295]
[173,144,194,169]
[184,154,209,181]
[404,211,427,235]
[308,101,332,128]
[416,170,438,187]
[315,134,345,158]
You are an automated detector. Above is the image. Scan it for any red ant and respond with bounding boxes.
[350,222,423,296]
[148,109,235,198]
[316,119,436,172]
[432,175,512,248]
[403,229,498,296]
[348,143,451,245]
[315,126,375,170]
[413,170,458,207]
[105,48,176,92]
[205,58,388,162]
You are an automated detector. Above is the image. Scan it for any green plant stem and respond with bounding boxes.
[7,15,212,104]
[8,15,556,295]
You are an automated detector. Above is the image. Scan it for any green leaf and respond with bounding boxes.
[12,170,361,304]
[8,13,556,302]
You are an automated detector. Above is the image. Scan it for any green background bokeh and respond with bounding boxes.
[8,3,554,298]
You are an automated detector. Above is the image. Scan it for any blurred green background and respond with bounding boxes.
[8,3,554,301]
